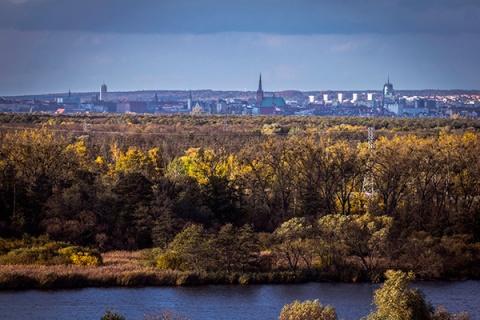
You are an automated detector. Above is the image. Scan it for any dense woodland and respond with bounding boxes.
[0,113,479,281]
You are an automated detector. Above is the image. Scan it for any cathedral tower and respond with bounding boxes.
[383,77,394,101]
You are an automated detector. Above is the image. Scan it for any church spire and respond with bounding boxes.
[256,73,264,105]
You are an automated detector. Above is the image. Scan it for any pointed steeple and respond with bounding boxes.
[68,89,71,97]
[154,92,158,102]
[256,73,264,105]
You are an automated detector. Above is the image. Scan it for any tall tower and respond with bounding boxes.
[383,77,394,100]
[188,90,192,110]
[256,73,264,105]
[100,83,107,101]
[362,127,376,197]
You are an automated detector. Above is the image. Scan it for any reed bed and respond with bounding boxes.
[0,251,307,290]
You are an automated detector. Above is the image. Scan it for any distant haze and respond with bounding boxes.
[1,0,479,96]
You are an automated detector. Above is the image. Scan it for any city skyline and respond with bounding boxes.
[1,0,480,96]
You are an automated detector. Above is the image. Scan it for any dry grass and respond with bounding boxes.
[0,250,311,289]
[0,251,186,289]
[102,251,144,269]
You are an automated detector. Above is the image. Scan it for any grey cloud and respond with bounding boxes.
[0,0,479,35]
[1,29,480,95]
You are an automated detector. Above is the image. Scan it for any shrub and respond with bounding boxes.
[279,299,337,320]
[0,237,54,255]
[366,270,470,320]
[140,248,165,267]
[366,270,433,320]
[156,251,189,271]
[0,247,59,265]
[144,309,191,320]
[58,246,102,266]
[101,309,126,320]
[433,306,471,320]
[0,238,14,254]
[0,237,81,266]
[0,241,102,266]
[71,252,102,266]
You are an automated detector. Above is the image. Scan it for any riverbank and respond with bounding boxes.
[1,251,476,290]
[0,251,310,290]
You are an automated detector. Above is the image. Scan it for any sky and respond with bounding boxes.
[1,0,480,96]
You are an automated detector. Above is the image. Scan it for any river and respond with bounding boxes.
[0,281,478,320]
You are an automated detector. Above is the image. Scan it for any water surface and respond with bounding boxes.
[0,281,478,320]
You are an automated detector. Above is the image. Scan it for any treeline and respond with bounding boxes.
[2,113,480,132]
[0,115,479,280]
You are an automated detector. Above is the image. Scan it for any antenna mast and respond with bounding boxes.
[363,127,375,197]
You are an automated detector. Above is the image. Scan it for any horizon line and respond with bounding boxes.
[4,88,480,98]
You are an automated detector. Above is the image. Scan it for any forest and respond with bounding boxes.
[0,113,479,283]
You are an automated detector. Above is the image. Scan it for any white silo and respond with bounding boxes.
[338,93,343,103]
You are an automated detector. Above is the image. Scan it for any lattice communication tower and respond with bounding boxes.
[363,127,375,197]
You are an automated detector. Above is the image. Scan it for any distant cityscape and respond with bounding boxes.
[2,75,480,118]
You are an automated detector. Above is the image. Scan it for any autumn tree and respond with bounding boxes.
[327,140,365,216]
[367,270,434,320]
[370,135,417,218]
[170,224,213,272]
[150,193,178,249]
[398,232,444,279]
[211,223,260,272]
[241,138,298,226]
[317,213,392,277]
[112,172,155,249]
[404,136,447,235]
[293,136,332,217]
[0,128,88,235]
[316,214,349,271]
[366,270,470,320]
[168,147,241,223]
[279,300,337,320]
[293,137,364,218]
[41,177,101,246]
[274,217,314,273]
[439,133,480,236]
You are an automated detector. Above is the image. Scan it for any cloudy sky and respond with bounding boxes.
[1,0,479,96]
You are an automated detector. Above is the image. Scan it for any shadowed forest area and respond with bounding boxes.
[0,114,479,283]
